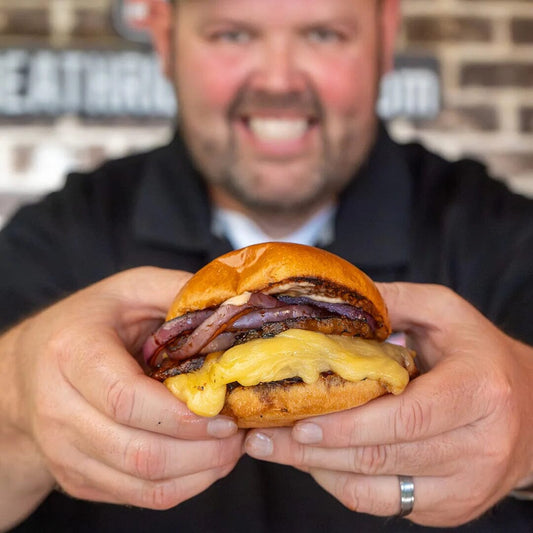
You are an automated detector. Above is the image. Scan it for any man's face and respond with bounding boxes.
[165,0,397,214]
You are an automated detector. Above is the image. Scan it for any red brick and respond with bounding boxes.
[461,62,533,88]
[520,108,533,134]
[405,16,493,44]
[511,18,533,44]
[2,8,49,37]
[416,105,499,131]
[72,9,116,39]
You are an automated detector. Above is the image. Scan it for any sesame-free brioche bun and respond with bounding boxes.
[167,242,390,341]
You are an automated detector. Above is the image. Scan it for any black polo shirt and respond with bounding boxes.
[2,126,532,532]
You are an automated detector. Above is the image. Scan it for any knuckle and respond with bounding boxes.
[124,437,167,481]
[293,441,313,468]
[137,475,211,511]
[210,439,236,469]
[488,373,514,414]
[52,464,97,502]
[432,284,457,305]
[386,282,402,302]
[334,475,391,516]
[354,445,391,475]
[140,480,181,510]
[214,461,237,481]
[337,414,359,447]
[175,406,200,425]
[106,378,137,424]
[49,326,76,366]
[335,474,362,512]
[394,397,429,442]
[481,374,518,459]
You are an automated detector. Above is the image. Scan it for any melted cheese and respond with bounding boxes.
[164,329,410,417]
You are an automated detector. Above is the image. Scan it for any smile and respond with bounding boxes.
[247,117,310,142]
[238,114,320,150]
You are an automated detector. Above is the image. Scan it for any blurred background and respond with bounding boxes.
[1,0,532,228]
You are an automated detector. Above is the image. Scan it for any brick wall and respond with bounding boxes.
[0,0,532,225]
[394,0,533,196]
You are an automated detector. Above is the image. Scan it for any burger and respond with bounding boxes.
[143,242,417,427]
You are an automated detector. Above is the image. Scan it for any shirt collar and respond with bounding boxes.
[211,203,336,250]
[133,124,412,267]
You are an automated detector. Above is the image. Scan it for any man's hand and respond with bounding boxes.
[244,283,533,527]
[0,267,244,531]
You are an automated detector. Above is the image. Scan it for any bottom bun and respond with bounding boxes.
[220,374,390,428]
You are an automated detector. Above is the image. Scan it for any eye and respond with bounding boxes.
[306,27,346,44]
[210,29,252,44]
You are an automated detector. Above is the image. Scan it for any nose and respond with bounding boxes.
[250,37,305,93]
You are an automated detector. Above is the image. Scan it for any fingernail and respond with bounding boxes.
[293,422,323,444]
[207,418,238,438]
[245,432,273,457]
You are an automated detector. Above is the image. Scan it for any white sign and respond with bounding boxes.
[0,49,176,118]
[379,55,441,119]
[0,49,439,120]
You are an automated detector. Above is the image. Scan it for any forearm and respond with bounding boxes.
[0,323,54,531]
[513,340,533,489]
[0,428,54,531]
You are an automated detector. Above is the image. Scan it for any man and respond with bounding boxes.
[0,0,532,531]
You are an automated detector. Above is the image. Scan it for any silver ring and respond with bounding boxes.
[398,475,415,517]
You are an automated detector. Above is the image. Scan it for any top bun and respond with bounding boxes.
[167,242,390,340]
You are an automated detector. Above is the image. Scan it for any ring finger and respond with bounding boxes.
[310,470,462,525]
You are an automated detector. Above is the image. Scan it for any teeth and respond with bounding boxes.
[248,118,308,141]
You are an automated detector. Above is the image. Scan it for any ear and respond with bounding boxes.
[147,0,174,78]
[379,0,401,74]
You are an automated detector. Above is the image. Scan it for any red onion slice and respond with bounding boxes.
[277,295,376,331]
[200,331,238,354]
[142,308,213,364]
[230,304,330,330]
[148,292,283,365]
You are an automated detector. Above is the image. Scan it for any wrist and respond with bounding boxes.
[0,322,54,530]
[0,426,55,530]
[510,341,533,500]
[0,322,27,431]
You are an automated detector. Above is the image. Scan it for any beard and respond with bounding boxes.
[205,129,361,216]
[177,84,375,217]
